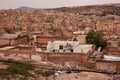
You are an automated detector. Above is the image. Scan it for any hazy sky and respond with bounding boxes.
[0,0,119,9]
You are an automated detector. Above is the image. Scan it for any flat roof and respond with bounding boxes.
[103,55,120,61]
[0,46,16,50]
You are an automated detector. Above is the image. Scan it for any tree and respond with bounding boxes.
[86,30,107,50]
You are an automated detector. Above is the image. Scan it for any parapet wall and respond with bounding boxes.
[0,50,40,62]
[36,36,72,45]
[39,52,89,65]
[96,60,120,72]
[0,50,89,65]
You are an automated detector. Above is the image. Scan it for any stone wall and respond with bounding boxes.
[39,52,89,65]
[0,50,89,65]
[107,47,120,56]
[95,60,120,72]
[0,50,120,72]
[10,35,29,46]
[36,36,72,44]
[0,50,43,63]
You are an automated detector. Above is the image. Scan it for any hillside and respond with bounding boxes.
[52,3,120,16]
[0,4,119,36]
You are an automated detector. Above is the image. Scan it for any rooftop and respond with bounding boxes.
[0,33,20,39]
[103,55,120,61]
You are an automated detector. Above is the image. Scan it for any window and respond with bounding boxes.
[59,45,63,49]
[71,49,73,52]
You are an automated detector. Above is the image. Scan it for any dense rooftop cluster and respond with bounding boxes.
[0,4,120,80]
[0,4,119,36]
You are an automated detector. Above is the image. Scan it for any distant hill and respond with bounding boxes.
[53,3,120,11]
[51,3,120,16]
[16,6,37,10]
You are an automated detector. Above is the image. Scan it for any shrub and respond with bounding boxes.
[35,70,55,77]
[7,61,34,76]
[0,69,9,75]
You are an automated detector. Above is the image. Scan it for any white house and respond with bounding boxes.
[46,40,93,53]
[73,44,93,53]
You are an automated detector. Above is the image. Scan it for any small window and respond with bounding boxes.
[59,45,63,49]
[53,49,55,52]
[71,49,73,52]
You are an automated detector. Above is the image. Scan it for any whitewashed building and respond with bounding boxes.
[46,40,93,53]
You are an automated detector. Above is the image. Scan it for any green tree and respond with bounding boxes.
[86,30,107,50]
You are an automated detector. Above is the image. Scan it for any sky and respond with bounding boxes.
[0,0,119,9]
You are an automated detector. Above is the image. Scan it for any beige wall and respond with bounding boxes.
[0,50,89,65]
[76,35,86,44]
[95,61,120,72]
